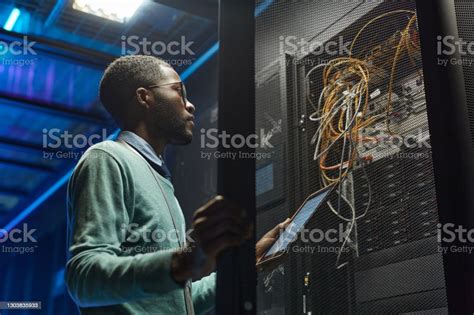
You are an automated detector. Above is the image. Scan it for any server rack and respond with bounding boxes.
[216,1,256,314]
[255,0,474,313]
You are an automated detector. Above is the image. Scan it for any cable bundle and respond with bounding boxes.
[305,10,420,268]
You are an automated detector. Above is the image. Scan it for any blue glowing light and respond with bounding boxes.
[3,8,21,31]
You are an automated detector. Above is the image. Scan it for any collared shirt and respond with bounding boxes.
[117,130,173,182]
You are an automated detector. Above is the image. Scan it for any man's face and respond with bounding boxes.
[145,65,195,145]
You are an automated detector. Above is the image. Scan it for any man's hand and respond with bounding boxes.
[171,195,252,283]
[256,218,291,263]
[192,195,252,258]
[255,218,292,273]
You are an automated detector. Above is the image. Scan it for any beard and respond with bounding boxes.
[147,100,193,145]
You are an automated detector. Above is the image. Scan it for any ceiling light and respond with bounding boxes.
[72,0,144,23]
[3,8,21,31]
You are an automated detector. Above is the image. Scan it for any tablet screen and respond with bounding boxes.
[263,188,331,257]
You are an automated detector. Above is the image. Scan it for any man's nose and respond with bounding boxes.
[186,100,195,114]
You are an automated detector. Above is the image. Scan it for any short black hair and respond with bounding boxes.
[99,55,170,127]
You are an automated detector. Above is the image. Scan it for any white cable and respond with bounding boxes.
[312,81,365,162]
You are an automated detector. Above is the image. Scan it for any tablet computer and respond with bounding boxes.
[257,184,336,270]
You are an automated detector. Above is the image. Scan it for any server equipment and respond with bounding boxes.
[255,0,474,313]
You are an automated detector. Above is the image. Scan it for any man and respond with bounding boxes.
[65,55,288,314]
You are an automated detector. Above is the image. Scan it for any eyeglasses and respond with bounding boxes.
[145,81,187,105]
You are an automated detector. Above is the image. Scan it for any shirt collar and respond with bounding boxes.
[117,130,164,169]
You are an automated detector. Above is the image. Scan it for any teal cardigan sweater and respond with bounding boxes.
[65,140,215,314]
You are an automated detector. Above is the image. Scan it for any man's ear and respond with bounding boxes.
[135,87,151,109]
